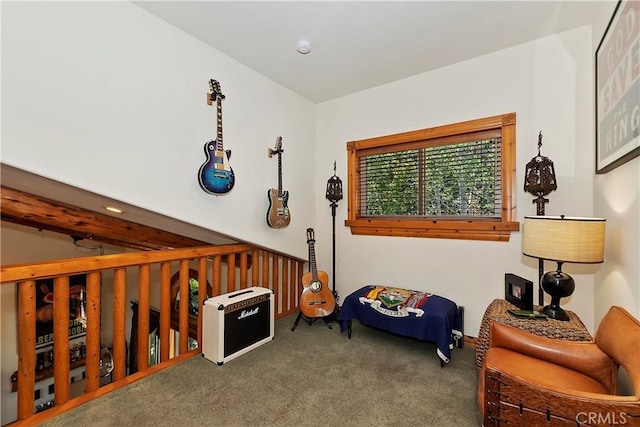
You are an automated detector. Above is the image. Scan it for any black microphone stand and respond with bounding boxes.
[524,131,557,305]
[330,199,338,301]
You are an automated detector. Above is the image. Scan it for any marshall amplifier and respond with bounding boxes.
[202,287,274,365]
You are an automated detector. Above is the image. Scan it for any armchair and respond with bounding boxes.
[478,306,640,426]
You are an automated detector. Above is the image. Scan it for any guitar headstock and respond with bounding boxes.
[268,136,283,158]
[208,79,225,105]
[306,228,315,244]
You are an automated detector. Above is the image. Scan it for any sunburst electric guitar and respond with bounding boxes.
[300,228,335,318]
[198,79,235,195]
[266,136,291,228]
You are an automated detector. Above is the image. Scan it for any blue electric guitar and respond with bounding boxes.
[198,79,235,195]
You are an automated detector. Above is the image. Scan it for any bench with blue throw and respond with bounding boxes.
[337,285,464,366]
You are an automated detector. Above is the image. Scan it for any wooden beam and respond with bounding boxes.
[1,186,209,250]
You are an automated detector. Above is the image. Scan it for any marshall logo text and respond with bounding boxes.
[238,307,259,319]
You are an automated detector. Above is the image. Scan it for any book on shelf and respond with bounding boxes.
[148,328,159,366]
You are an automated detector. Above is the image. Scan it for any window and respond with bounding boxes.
[346,113,519,241]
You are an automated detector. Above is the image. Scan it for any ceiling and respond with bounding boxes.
[1,1,609,249]
[133,1,609,103]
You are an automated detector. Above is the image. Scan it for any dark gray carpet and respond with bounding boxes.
[40,313,482,426]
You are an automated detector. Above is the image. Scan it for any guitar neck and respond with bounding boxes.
[216,97,223,150]
[277,152,283,196]
[309,242,319,282]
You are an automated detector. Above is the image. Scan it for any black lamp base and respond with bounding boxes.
[540,304,570,321]
[540,265,575,322]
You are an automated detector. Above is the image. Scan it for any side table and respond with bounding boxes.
[475,299,592,373]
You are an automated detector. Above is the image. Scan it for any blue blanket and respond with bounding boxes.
[337,285,463,364]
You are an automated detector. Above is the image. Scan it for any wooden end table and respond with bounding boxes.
[475,299,592,372]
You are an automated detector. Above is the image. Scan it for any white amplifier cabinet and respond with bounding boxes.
[202,287,274,365]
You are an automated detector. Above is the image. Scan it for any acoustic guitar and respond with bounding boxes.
[266,136,291,228]
[198,79,235,195]
[300,228,335,318]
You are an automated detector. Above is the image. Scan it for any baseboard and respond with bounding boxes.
[464,335,477,348]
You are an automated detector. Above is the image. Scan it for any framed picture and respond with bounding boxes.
[595,0,640,174]
[504,273,533,311]
[33,275,87,349]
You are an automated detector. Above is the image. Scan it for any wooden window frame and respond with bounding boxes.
[345,113,520,242]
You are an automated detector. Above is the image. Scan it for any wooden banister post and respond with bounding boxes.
[17,280,36,420]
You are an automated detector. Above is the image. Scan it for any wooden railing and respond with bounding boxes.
[1,244,305,425]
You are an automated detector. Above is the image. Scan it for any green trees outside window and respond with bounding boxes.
[346,113,519,241]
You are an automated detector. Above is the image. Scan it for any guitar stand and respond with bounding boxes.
[290,311,333,331]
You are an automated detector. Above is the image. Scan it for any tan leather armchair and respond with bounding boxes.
[478,306,640,426]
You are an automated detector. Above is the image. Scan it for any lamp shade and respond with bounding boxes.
[522,216,606,264]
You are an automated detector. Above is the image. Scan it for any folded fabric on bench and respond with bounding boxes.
[337,285,463,364]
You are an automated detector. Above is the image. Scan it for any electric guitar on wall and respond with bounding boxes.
[198,79,235,195]
[300,228,335,318]
[266,136,291,228]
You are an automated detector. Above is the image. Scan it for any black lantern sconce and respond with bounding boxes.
[326,161,343,204]
[524,131,557,215]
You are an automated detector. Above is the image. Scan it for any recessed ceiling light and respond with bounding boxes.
[104,206,124,214]
[296,40,311,55]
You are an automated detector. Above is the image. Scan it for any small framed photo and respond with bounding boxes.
[504,273,533,311]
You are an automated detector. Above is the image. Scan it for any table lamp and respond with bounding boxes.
[522,215,605,321]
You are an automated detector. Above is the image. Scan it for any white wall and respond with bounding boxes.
[594,162,640,321]
[1,1,316,261]
[314,26,600,337]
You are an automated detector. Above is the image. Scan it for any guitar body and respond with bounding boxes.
[266,188,290,228]
[300,270,335,318]
[198,140,235,194]
[299,228,335,318]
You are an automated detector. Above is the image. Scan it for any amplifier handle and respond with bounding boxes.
[227,289,254,299]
